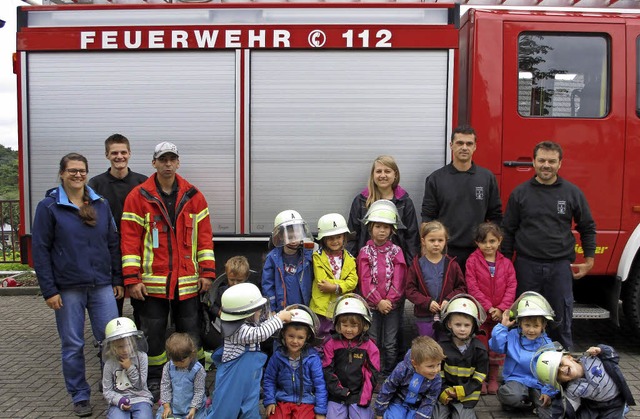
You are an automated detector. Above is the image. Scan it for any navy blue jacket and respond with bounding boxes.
[32,185,122,299]
[263,345,328,415]
[375,349,441,417]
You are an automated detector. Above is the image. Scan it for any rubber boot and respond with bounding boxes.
[487,363,501,395]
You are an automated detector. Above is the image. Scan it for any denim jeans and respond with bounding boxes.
[55,285,118,403]
[107,402,153,419]
[369,305,402,375]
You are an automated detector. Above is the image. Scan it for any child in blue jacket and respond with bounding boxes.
[263,305,328,418]
[262,209,314,311]
[374,336,445,419]
[489,291,557,416]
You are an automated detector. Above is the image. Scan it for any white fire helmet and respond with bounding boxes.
[361,199,403,229]
[317,213,350,240]
[331,293,372,326]
[441,293,487,329]
[510,291,555,321]
[103,317,148,364]
[531,342,566,390]
[272,209,312,248]
[283,304,320,342]
[220,282,269,321]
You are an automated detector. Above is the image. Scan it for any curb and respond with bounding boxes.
[0,286,41,296]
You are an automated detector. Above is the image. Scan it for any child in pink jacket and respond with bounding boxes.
[465,222,517,395]
[357,199,407,377]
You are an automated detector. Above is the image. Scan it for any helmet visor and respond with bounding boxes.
[102,335,148,364]
[272,222,311,248]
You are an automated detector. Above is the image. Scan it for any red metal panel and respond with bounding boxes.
[17,25,459,51]
[498,12,626,274]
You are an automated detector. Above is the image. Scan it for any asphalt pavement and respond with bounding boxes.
[1,292,638,418]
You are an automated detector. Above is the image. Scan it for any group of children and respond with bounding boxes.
[99,204,635,418]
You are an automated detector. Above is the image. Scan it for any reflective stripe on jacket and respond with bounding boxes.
[121,173,215,300]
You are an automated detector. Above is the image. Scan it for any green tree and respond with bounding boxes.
[0,144,18,200]
[0,145,19,248]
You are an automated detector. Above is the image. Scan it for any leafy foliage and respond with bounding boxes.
[0,145,18,201]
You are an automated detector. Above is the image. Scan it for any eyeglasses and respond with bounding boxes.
[65,169,88,176]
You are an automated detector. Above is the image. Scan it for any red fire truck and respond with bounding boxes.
[14,1,640,333]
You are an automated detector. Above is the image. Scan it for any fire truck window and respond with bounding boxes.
[518,33,609,118]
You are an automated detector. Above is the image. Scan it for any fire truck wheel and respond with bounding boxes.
[622,265,640,334]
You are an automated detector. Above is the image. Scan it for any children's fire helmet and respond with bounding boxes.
[103,317,148,363]
[510,291,555,321]
[441,293,487,330]
[282,304,321,344]
[361,199,402,229]
[331,293,372,326]
[530,342,566,390]
[104,317,144,342]
[534,350,564,390]
[272,209,312,248]
[220,282,268,321]
[316,213,350,240]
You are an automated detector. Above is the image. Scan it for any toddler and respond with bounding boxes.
[263,305,328,418]
[323,294,381,418]
[156,333,206,419]
[311,213,358,339]
[201,255,260,351]
[102,317,154,419]
[465,222,517,394]
[357,199,407,377]
[406,221,466,339]
[434,294,488,419]
[489,291,557,415]
[208,282,293,418]
[534,344,636,418]
[263,209,314,311]
[374,336,445,419]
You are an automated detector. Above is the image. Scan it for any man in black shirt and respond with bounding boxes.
[421,126,502,271]
[89,133,147,315]
[501,141,596,350]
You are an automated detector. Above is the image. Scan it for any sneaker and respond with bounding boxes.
[73,400,92,417]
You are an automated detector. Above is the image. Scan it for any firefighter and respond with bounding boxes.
[501,141,596,351]
[120,141,215,400]
[420,126,503,271]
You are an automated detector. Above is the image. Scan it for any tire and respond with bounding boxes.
[622,266,640,334]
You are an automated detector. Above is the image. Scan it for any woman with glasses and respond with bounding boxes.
[32,153,123,418]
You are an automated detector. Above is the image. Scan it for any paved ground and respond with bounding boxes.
[1,293,638,418]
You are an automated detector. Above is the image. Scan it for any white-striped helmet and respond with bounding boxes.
[317,213,350,240]
[362,200,400,228]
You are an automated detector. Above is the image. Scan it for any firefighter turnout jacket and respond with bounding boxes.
[121,173,216,300]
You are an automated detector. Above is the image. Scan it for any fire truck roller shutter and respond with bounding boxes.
[249,50,450,235]
[24,51,237,234]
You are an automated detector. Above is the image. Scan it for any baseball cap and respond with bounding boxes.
[153,142,179,159]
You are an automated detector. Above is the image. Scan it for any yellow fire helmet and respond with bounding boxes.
[510,291,555,321]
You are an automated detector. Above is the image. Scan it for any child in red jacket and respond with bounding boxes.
[405,221,467,340]
[465,222,517,394]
